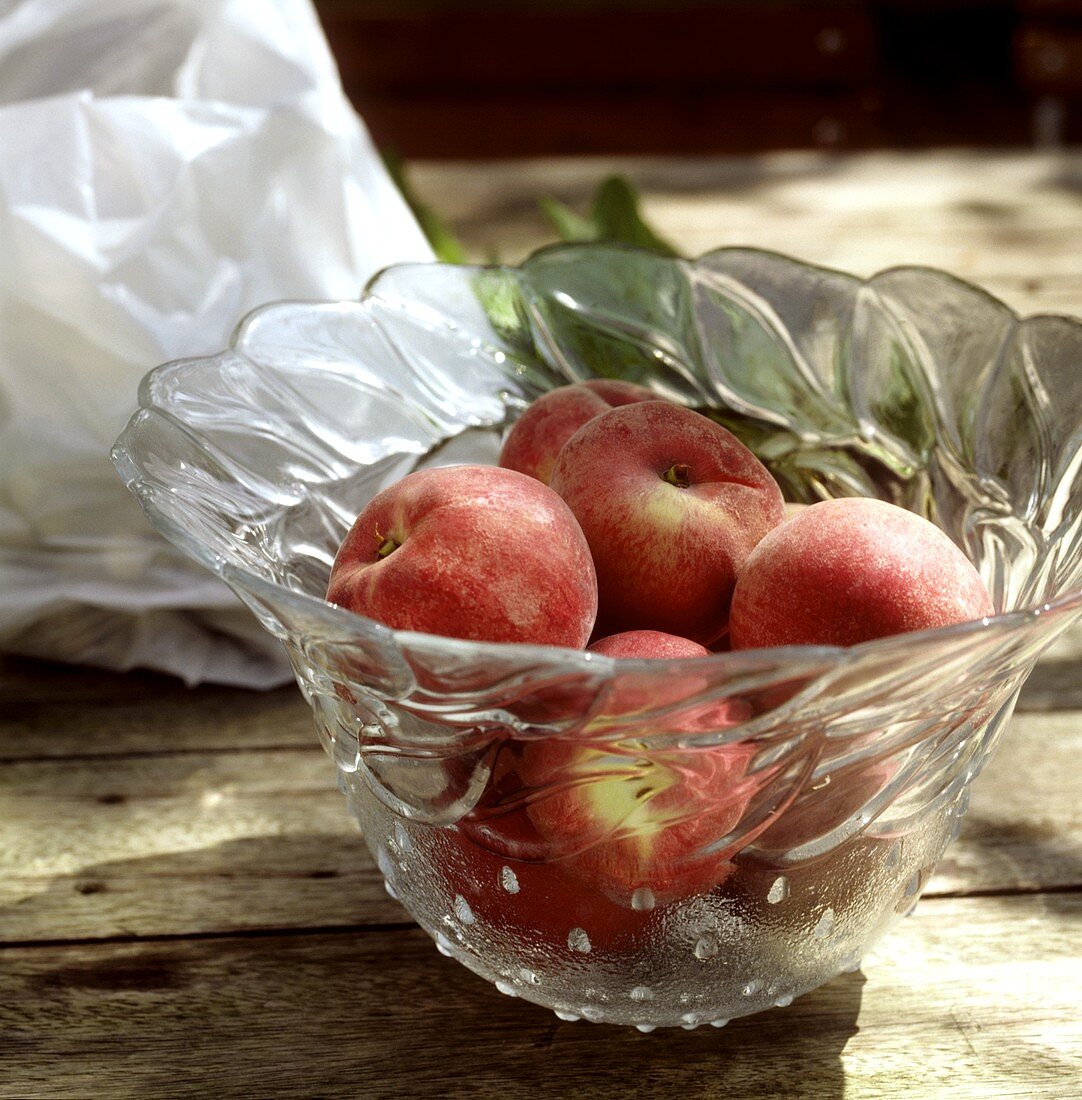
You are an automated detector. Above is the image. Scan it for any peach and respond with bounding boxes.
[451,741,651,951]
[327,465,597,647]
[495,624,755,907]
[585,629,730,732]
[588,630,711,660]
[521,736,755,907]
[550,401,785,644]
[443,822,650,955]
[498,379,654,485]
[729,497,995,649]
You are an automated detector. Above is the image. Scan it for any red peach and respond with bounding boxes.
[327,465,597,647]
[550,401,785,645]
[452,742,651,951]
[751,758,899,855]
[729,497,995,650]
[499,380,654,485]
[522,737,755,906]
[579,378,657,405]
[588,630,711,660]
[586,629,739,733]
[441,825,650,954]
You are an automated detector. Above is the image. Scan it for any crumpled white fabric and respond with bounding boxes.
[0,0,433,687]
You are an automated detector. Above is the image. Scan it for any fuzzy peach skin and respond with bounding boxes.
[326,465,597,647]
[588,629,711,660]
[516,626,756,906]
[521,737,756,906]
[587,629,751,733]
[550,401,785,645]
[499,379,654,485]
[729,497,995,650]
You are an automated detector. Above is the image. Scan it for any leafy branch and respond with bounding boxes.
[387,155,676,263]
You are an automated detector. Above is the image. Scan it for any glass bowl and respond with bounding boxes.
[112,243,1082,1029]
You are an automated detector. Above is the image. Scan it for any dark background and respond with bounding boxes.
[315,0,1082,157]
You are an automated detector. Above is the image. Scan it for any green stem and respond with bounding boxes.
[376,534,401,559]
[662,462,691,489]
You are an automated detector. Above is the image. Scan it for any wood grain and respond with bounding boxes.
[409,152,1082,318]
[1,894,1078,1100]
[0,657,311,760]
[0,747,404,942]
[2,154,1081,1098]
[2,711,1076,943]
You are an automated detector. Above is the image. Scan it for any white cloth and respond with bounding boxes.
[0,0,432,686]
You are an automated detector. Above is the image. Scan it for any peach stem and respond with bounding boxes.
[375,533,401,559]
[662,462,691,489]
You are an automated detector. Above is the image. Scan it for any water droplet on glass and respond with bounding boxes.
[842,956,862,974]
[500,865,520,894]
[435,933,453,957]
[392,821,413,853]
[636,1024,656,1033]
[630,986,653,1002]
[495,980,518,998]
[742,979,763,997]
[384,879,399,900]
[905,871,922,898]
[581,1005,604,1022]
[694,933,720,961]
[631,887,656,912]
[568,927,592,954]
[681,1011,700,1026]
[885,841,902,868]
[767,875,790,904]
[520,969,541,985]
[554,1009,580,1022]
[813,907,835,938]
[377,846,394,877]
[453,895,476,925]
[710,1018,730,1028]
[775,993,794,1007]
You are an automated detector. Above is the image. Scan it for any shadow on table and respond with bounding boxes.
[3,833,866,1100]
[397,960,866,1100]
[933,813,1082,904]
[0,831,405,944]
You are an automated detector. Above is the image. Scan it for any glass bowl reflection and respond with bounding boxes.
[113,244,1082,1028]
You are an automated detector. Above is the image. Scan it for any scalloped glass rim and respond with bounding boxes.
[111,241,1082,722]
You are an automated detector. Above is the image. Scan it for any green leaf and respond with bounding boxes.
[590,176,679,256]
[538,196,597,242]
[538,176,680,256]
[382,149,469,265]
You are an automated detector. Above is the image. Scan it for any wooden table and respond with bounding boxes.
[3,153,1081,1098]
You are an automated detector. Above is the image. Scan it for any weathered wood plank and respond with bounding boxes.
[928,711,1082,896]
[0,657,312,759]
[3,612,1077,762]
[0,894,1078,1100]
[0,748,404,942]
[1017,626,1082,712]
[411,152,1082,317]
[2,712,1077,943]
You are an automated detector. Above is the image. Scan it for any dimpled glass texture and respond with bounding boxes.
[113,244,1082,1029]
